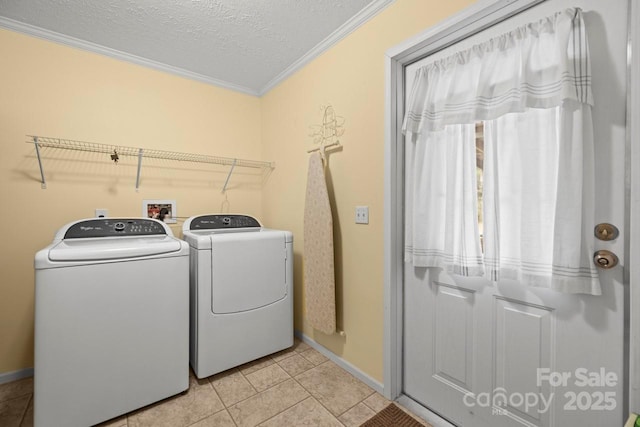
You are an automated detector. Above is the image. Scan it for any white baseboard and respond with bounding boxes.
[0,368,33,385]
[294,330,384,395]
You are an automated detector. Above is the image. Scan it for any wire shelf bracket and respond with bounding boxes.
[221,159,237,194]
[27,135,275,192]
[135,148,143,192]
[33,137,47,189]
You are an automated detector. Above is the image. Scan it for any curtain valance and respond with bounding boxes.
[403,8,591,133]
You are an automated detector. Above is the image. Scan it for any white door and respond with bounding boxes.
[402,1,628,426]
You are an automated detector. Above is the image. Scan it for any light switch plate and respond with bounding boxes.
[355,206,369,224]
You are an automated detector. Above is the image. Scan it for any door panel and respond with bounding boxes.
[494,298,553,425]
[434,283,475,393]
[402,1,628,426]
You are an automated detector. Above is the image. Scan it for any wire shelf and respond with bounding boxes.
[26,135,274,191]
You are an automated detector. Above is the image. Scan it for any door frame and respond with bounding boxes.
[382,0,640,417]
[627,0,640,415]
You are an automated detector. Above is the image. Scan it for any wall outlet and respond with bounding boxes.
[95,209,108,218]
[355,206,369,224]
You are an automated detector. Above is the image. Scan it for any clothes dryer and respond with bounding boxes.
[182,214,293,378]
[34,218,189,427]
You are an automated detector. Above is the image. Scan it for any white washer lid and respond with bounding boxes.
[46,236,183,262]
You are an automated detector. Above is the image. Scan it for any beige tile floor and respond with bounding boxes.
[0,339,430,427]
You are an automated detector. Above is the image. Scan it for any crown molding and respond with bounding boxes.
[0,1,395,98]
[258,0,395,96]
[0,16,260,96]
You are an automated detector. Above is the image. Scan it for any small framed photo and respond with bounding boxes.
[142,199,177,224]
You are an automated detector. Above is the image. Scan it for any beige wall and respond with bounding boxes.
[261,0,473,382]
[0,28,263,374]
[0,0,473,380]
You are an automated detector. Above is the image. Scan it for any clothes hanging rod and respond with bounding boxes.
[27,135,275,169]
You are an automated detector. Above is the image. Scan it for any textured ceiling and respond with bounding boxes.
[0,0,390,95]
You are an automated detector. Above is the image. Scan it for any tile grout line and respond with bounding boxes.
[0,388,33,406]
[185,408,238,427]
[0,393,32,421]
[259,395,349,427]
[238,363,269,394]
[291,359,381,424]
[220,361,297,423]
[19,393,32,426]
[210,368,259,406]
[361,395,386,413]
[216,373,259,410]
[289,368,347,426]
[253,396,317,427]
[229,375,310,427]
[270,349,297,364]
[207,381,230,424]
[336,389,378,422]
[223,349,330,427]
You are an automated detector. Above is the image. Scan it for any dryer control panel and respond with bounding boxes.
[189,215,260,230]
[64,219,167,238]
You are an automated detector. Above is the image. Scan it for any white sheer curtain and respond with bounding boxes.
[403,8,601,294]
[483,104,599,294]
[404,123,484,276]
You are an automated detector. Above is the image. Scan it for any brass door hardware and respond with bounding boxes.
[594,223,619,241]
[593,250,618,269]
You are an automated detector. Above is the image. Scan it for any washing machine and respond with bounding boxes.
[34,218,189,427]
[182,214,293,378]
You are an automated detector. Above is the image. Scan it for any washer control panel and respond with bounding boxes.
[189,215,260,230]
[64,219,167,238]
